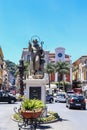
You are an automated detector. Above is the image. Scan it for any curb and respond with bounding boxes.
[11,115,59,124]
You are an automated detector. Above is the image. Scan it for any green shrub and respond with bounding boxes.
[21,97,45,111]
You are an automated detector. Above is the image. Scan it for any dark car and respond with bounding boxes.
[66,94,86,110]
[0,90,17,103]
[46,94,54,103]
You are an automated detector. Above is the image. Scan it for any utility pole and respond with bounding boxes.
[18,59,25,96]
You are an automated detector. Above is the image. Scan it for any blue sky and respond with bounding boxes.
[0,0,87,64]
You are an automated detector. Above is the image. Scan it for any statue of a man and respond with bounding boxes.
[28,38,45,76]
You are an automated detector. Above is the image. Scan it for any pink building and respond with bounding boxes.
[45,47,72,83]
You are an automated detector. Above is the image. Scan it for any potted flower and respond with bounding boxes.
[20,97,45,119]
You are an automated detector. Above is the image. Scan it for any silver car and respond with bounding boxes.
[55,92,66,103]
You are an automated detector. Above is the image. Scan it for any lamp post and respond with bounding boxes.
[18,59,25,96]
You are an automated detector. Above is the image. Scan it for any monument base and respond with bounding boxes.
[24,78,48,104]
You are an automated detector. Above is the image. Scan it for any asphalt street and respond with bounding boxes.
[0,116,74,130]
[0,101,87,130]
[0,102,74,130]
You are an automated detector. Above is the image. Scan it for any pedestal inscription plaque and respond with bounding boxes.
[29,87,41,100]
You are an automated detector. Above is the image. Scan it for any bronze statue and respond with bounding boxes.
[28,37,45,78]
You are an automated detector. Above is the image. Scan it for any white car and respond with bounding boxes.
[55,92,66,103]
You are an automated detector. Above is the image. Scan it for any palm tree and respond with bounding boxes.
[15,61,30,79]
[55,61,69,91]
[45,63,55,88]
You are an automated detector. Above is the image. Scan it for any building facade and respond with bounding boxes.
[72,56,87,82]
[21,47,72,84]
[55,47,72,83]
[21,48,30,62]
[2,61,11,91]
[72,56,87,95]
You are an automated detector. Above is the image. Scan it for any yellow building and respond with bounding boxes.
[0,47,4,89]
[72,56,87,82]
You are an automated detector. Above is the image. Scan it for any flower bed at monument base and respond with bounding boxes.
[13,111,59,124]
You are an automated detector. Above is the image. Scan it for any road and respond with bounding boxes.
[47,101,87,130]
[0,101,87,130]
[0,102,21,130]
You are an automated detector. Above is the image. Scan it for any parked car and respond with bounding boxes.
[0,90,17,103]
[46,94,54,103]
[55,92,66,103]
[66,94,86,110]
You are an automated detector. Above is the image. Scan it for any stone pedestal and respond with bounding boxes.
[24,78,48,104]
